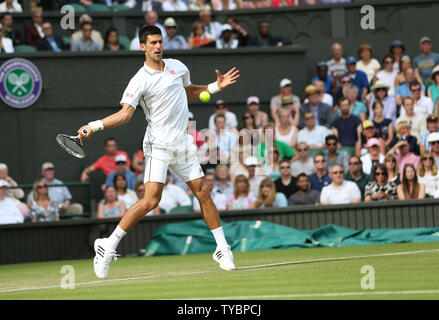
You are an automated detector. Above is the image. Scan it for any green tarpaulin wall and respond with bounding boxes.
[142,220,439,256]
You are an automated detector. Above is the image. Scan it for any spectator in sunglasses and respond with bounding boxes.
[323,134,349,172]
[344,156,371,200]
[428,132,439,167]
[417,151,439,197]
[320,164,361,205]
[291,142,314,177]
[29,179,59,222]
[364,164,397,202]
[308,154,331,192]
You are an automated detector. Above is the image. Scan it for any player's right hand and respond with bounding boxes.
[78,125,93,140]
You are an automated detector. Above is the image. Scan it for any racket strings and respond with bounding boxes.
[57,135,86,158]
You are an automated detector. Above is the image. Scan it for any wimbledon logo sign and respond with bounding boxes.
[0,58,42,109]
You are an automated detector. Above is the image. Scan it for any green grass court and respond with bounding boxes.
[1,241,439,300]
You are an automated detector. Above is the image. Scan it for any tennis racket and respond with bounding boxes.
[56,129,88,159]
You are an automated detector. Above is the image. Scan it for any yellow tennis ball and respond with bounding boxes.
[199,91,211,102]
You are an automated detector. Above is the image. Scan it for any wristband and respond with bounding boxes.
[88,120,104,133]
[208,81,221,94]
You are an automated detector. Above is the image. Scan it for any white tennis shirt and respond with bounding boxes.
[120,58,191,148]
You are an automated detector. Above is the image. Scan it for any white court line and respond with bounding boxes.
[1,248,438,294]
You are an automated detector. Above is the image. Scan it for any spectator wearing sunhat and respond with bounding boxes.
[299,84,334,129]
[246,96,269,128]
[427,132,439,168]
[0,180,24,225]
[420,115,439,154]
[368,80,397,125]
[270,78,301,124]
[163,17,189,50]
[216,24,238,49]
[389,40,405,73]
[342,56,370,101]
[105,155,137,191]
[413,36,439,85]
[356,43,381,84]
[427,65,439,104]
[356,120,386,158]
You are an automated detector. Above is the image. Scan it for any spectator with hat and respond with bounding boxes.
[376,54,398,96]
[326,42,347,80]
[162,17,189,50]
[356,43,381,84]
[299,84,333,129]
[270,78,301,126]
[427,132,439,168]
[246,96,269,128]
[427,65,439,104]
[216,24,239,49]
[342,56,369,101]
[396,96,427,142]
[413,36,439,86]
[208,99,238,130]
[390,40,405,73]
[367,80,397,126]
[311,61,335,94]
[360,137,385,175]
[244,156,265,196]
[356,120,386,158]
[105,154,137,191]
[420,115,439,154]
[0,180,24,225]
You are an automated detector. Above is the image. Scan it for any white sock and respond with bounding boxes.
[211,226,229,249]
[107,225,127,250]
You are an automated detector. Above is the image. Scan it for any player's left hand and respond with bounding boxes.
[215,67,240,90]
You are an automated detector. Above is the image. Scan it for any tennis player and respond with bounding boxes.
[78,25,239,278]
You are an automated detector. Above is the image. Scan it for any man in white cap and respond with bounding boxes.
[216,24,238,49]
[428,132,439,167]
[244,156,264,196]
[0,180,24,225]
[105,154,137,190]
[270,78,300,124]
[162,17,189,50]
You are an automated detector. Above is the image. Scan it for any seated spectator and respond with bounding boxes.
[0,22,13,53]
[247,96,268,129]
[243,156,264,195]
[132,143,145,179]
[29,179,59,222]
[239,111,256,131]
[225,16,249,47]
[420,115,439,154]
[163,17,189,50]
[288,173,320,206]
[229,151,249,182]
[216,24,238,49]
[342,56,369,101]
[0,0,22,12]
[428,132,439,167]
[311,62,334,94]
[133,0,163,11]
[24,11,43,48]
[417,151,439,198]
[0,162,24,200]
[188,0,211,11]
[290,142,314,177]
[255,178,288,208]
[134,181,145,200]
[397,164,426,199]
[304,80,333,107]
[199,9,222,41]
[230,128,256,164]
[81,137,131,181]
[395,68,426,107]
[104,27,124,51]
[297,111,329,152]
[270,78,300,126]
[390,40,405,73]
[344,156,371,199]
[427,65,439,104]
[208,100,238,131]
[396,97,426,142]
[389,121,418,156]
[188,20,211,48]
[212,114,237,157]
[158,171,191,213]
[211,0,238,10]
[162,0,188,11]
[387,138,420,177]
[367,80,397,125]
[308,154,331,192]
[299,85,333,129]
[375,54,398,96]
[394,56,423,90]
[274,107,297,148]
[274,159,297,200]
[227,174,257,210]
[333,74,353,107]
[320,164,361,204]
[214,165,234,197]
[0,180,24,225]
[331,97,362,149]
[71,21,101,52]
[71,14,104,50]
[402,81,434,118]
[384,153,401,185]
[256,123,295,162]
[193,171,227,212]
[324,134,350,172]
[338,85,367,121]
[188,112,205,150]
[1,13,23,47]
[97,185,126,219]
[113,173,138,210]
[356,43,381,84]
[105,154,136,191]
[364,164,397,202]
[413,36,439,86]
[356,120,386,158]
[361,138,385,175]
[248,21,292,47]
[261,145,281,180]
[370,100,394,147]
[327,42,347,81]
[37,22,67,52]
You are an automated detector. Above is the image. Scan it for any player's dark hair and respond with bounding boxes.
[138,24,162,44]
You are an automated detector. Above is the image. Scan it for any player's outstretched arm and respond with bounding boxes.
[77,104,135,140]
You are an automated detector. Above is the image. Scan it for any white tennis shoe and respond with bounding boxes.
[213,246,235,271]
[93,238,119,279]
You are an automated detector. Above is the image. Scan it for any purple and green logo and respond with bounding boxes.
[0,58,42,109]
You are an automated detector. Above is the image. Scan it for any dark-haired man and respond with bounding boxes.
[288,173,320,206]
[77,25,240,277]
[71,21,101,52]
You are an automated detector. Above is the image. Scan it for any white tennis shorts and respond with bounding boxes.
[143,134,204,184]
